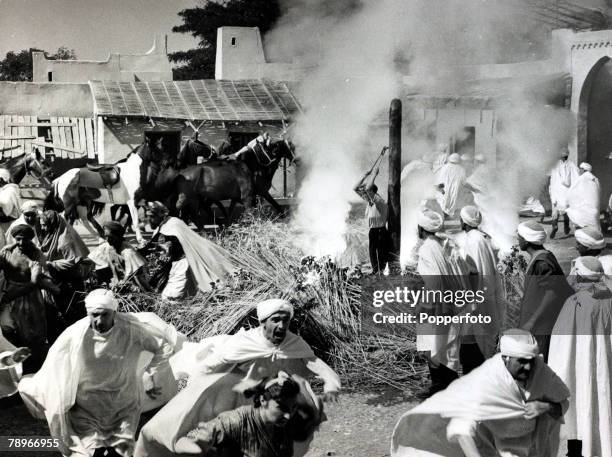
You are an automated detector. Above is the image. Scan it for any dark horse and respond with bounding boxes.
[111,137,221,228]
[0,149,54,222]
[176,137,217,169]
[175,138,296,226]
[0,148,54,187]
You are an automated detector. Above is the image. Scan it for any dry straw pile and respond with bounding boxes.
[118,212,428,395]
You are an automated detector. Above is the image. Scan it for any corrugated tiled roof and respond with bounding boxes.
[90,79,302,121]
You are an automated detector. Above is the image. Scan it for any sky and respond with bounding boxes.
[0,0,201,60]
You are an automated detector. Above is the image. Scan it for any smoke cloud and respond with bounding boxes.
[264,0,599,259]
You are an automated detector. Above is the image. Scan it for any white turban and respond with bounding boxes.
[574,256,603,281]
[20,200,40,213]
[500,329,539,359]
[575,227,605,250]
[599,255,612,276]
[418,209,443,232]
[579,162,592,172]
[460,206,482,228]
[517,221,546,245]
[85,289,118,312]
[257,298,294,322]
[448,153,461,164]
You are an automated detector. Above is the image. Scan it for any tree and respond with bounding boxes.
[171,0,281,80]
[0,49,36,81]
[52,46,77,60]
[0,46,77,81]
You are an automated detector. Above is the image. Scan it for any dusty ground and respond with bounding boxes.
[0,389,416,457]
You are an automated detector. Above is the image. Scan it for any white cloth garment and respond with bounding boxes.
[157,217,235,292]
[136,326,341,457]
[400,159,438,267]
[0,183,22,220]
[161,258,196,300]
[549,282,612,457]
[391,353,570,457]
[18,313,177,457]
[0,328,22,398]
[435,162,467,217]
[461,229,505,357]
[567,171,601,229]
[549,159,579,213]
[417,236,471,371]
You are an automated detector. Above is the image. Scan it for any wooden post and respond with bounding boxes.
[388,99,402,260]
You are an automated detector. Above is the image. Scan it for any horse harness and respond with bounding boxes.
[249,141,275,167]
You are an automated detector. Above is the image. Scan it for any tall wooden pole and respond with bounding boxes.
[388,99,402,261]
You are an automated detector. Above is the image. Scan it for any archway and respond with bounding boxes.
[579,56,612,209]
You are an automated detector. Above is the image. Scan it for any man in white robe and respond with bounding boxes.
[399,154,439,268]
[0,176,23,248]
[135,298,341,457]
[18,289,177,457]
[567,228,606,291]
[392,329,570,457]
[549,256,612,457]
[145,201,235,297]
[435,153,467,218]
[548,148,579,239]
[432,143,450,174]
[416,209,471,395]
[567,162,601,231]
[458,206,505,368]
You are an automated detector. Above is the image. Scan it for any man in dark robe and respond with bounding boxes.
[517,220,573,362]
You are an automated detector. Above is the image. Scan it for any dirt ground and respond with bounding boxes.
[0,389,416,457]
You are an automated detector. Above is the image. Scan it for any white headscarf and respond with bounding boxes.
[575,227,605,250]
[448,153,461,164]
[499,329,539,359]
[579,162,592,172]
[573,256,604,281]
[517,221,546,245]
[84,288,118,312]
[257,299,294,322]
[417,208,443,233]
[460,205,482,228]
[20,200,40,214]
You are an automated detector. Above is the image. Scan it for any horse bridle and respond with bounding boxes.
[24,152,47,180]
[250,142,276,167]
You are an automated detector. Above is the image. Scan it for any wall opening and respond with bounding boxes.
[581,56,612,210]
[144,130,181,158]
[47,71,53,82]
[231,37,237,46]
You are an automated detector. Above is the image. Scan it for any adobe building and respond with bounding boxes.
[31,36,172,83]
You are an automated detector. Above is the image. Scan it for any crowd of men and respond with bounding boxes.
[353,145,611,457]
[0,166,343,457]
[0,137,611,456]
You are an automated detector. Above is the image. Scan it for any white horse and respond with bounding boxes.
[45,141,155,244]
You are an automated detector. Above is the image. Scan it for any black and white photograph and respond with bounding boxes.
[1,0,612,456]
